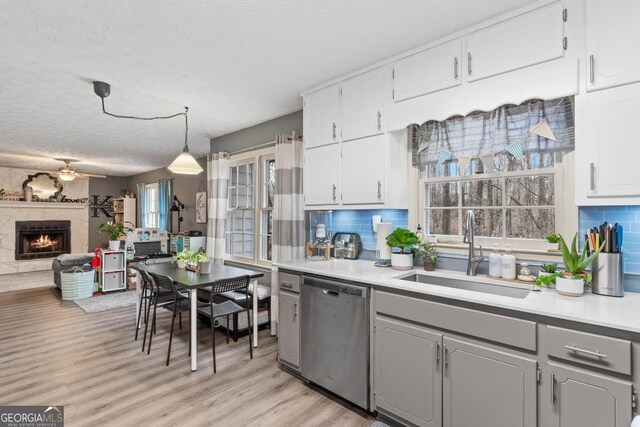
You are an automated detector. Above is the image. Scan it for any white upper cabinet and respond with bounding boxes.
[465,3,565,82]
[303,144,340,206]
[341,135,385,204]
[586,82,640,198]
[392,40,462,102]
[586,0,640,92]
[303,85,339,149]
[341,68,384,141]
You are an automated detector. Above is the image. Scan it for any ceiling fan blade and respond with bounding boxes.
[78,173,107,178]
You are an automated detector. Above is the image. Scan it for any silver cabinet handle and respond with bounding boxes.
[444,345,449,369]
[550,373,556,405]
[564,344,607,358]
[377,180,382,200]
[332,122,337,140]
[589,163,595,191]
[293,302,298,319]
[589,54,595,84]
[332,184,337,201]
[280,281,293,289]
[377,111,382,131]
[454,57,459,80]
[436,341,441,365]
[467,52,472,75]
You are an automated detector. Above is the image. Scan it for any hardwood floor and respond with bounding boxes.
[0,287,373,426]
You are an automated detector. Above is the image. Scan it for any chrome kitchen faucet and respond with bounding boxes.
[463,210,484,276]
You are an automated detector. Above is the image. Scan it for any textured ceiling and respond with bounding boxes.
[0,0,532,176]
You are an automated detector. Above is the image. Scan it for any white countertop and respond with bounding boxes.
[274,259,640,335]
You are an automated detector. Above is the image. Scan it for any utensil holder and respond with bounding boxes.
[592,253,624,297]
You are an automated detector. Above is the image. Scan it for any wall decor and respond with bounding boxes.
[195,191,207,223]
[89,195,114,218]
[22,172,63,201]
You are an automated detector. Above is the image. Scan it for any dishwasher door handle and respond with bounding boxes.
[322,289,340,297]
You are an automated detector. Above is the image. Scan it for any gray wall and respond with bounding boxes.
[210,111,302,153]
[88,176,129,250]
[126,157,208,235]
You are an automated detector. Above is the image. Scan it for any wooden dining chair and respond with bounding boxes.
[197,275,253,373]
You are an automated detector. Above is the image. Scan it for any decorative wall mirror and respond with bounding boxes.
[22,173,63,201]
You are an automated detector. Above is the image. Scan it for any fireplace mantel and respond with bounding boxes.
[0,201,87,209]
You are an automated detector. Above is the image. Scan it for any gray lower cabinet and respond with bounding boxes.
[443,337,538,427]
[374,316,442,426]
[278,290,300,368]
[548,362,632,427]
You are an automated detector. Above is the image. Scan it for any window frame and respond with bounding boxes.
[225,145,276,267]
[144,182,159,229]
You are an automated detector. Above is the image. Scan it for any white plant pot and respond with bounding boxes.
[391,253,414,270]
[199,261,212,274]
[546,242,560,251]
[108,240,121,251]
[176,260,187,269]
[555,276,584,297]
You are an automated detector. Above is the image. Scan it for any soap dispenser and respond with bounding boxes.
[501,244,517,280]
[489,243,502,278]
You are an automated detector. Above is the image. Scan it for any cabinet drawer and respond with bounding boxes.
[279,272,300,293]
[375,291,536,351]
[547,326,631,375]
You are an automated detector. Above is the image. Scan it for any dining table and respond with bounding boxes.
[137,262,264,372]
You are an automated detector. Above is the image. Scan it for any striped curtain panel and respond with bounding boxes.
[136,182,146,227]
[271,132,304,334]
[206,152,230,264]
[157,178,173,231]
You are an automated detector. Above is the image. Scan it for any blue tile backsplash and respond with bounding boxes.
[579,206,640,277]
[331,209,409,251]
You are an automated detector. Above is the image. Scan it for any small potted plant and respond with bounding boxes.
[194,251,211,274]
[539,263,558,278]
[97,221,133,251]
[173,249,192,269]
[555,233,604,297]
[418,238,438,271]
[386,228,420,270]
[546,233,561,251]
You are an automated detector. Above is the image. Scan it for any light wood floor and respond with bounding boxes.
[0,287,373,426]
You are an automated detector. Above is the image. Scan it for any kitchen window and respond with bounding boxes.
[143,183,159,228]
[226,146,275,266]
[415,97,576,251]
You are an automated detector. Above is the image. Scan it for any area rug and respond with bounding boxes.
[73,291,137,313]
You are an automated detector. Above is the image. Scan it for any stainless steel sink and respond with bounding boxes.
[398,273,531,299]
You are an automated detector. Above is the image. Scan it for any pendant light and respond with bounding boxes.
[93,81,203,175]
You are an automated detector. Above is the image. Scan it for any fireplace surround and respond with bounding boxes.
[15,220,71,260]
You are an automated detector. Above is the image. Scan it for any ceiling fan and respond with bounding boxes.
[54,159,106,182]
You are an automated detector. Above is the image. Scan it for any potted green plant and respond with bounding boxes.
[539,263,558,278]
[194,252,211,274]
[97,221,133,251]
[386,228,420,270]
[418,238,438,271]
[546,233,561,251]
[173,249,192,269]
[555,233,604,297]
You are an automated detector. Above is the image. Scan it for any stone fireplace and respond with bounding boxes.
[15,220,71,260]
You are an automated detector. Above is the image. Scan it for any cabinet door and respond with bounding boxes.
[341,135,384,204]
[278,291,300,368]
[304,144,340,206]
[466,3,564,82]
[341,68,384,141]
[374,316,442,427]
[393,39,462,102]
[586,82,640,197]
[303,85,339,149]
[548,363,632,427]
[587,0,640,91]
[443,337,537,427]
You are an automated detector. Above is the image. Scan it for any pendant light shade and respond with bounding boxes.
[168,149,203,175]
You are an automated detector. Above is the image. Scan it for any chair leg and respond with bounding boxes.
[226,315,230,344]
[179,312,182,330]
[233,313,239,342]
[167,308,177,366]
[211,316,217,373]
[267,299,271,330]
[142,294,153,351]
[247,309,253,359]
[147,299,158,355]
[134,286,146,341]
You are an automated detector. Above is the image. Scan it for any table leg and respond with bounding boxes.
[190,289,198,371]
[252,279,259,348]
[135,270,141,327]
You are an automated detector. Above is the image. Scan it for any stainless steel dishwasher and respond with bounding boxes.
[301,275,369,410]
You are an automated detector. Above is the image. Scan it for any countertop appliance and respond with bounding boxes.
[331,232,363,260]
[301,275,369,409]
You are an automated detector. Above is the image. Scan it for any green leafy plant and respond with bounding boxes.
[191,252,210,263]
[535,272,557,288]
[540,263,558,273]
[546,233,561,244]
[386,228,420,254]
[559,233,604,283]
[97,221,133,241]
[173,249,193,262]
[417,239,438,263]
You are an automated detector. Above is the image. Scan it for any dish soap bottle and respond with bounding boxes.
[501,244,516,280]
[489,243,502,278]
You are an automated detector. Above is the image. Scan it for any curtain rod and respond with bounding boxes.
[229,140,276,155]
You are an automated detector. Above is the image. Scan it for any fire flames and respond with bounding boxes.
[30,234,55,251]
